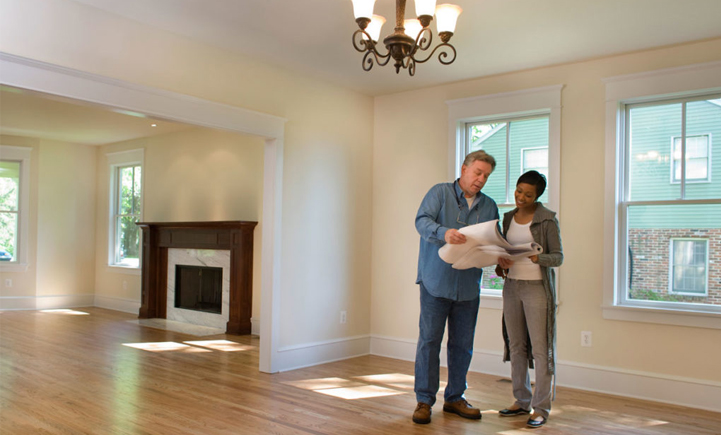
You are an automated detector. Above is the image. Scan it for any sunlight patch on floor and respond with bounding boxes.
[315,385,405,400]
[183,340,254,352]
[283,377,365,391]
[40,309,89,315]
[122,341,212,352]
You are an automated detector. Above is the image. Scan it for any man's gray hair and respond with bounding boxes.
[463,150,496,171]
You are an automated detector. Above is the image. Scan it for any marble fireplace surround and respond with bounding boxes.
[136,221,257,335]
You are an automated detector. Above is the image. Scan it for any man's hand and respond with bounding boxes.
[444,228,467,244]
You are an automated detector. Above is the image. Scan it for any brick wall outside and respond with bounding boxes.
[628,228,721,305]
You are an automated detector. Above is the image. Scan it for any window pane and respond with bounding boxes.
[0,161,20,211]
[116,215,140,267]
[684,99,721,199]
[469,122,507,204]
[627,204,718,304]
[0,212,17,262]
[628,103,682,200]
[510,118,549,204]
[119,166,140,215]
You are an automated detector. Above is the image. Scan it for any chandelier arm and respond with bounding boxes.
[412,28,433,54]
[362,48,393,71]
[411,42,457,65]
[405,56,416,76]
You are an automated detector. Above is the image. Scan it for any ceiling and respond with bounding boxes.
[0,86,190,145]
[67,0,721,96]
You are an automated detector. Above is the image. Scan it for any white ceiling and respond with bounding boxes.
[68,0,721,96]
[0,86,190,145]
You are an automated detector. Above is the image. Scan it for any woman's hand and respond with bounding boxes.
[495,264,506,279]
[529,255,539,263]
[498,257,514,269]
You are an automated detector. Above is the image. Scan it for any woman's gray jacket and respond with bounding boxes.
[501,203,563,375]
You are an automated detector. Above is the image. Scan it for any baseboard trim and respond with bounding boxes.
[94,295,141,314]
[370,335,721,413]
[276,335,371,372]
[251,317,260,336]
[0,294,95,310]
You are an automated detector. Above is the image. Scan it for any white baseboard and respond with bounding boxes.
[93,295,141,314]
[0,294,95,310]
[251,317,260,336]
[370,335,721,413]
[276,335,371,372]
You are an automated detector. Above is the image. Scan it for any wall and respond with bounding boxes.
[372,38,721,400]
[94,127,266,322]
[0,134,96,308]
[1,0,373,353]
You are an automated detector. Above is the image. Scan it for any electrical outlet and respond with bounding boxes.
[340,311,347,324]
[122,280,128,290]
[4,279,12,288]
[581,331,592,347]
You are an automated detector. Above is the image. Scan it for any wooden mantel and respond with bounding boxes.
[136,221,257,335]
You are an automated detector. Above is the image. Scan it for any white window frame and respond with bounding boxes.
[521,146,549,175]
[603,60,721,329]
[107,149,144,273]
[670,133,711,184]
[0,146,31,272]
[447,85,563,309]
[668,238,709,296]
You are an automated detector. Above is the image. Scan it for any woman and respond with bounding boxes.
[495,170,563,429]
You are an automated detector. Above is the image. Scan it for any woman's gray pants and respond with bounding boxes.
[503,278,552,418]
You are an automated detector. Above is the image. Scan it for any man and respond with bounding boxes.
[412,150,498,424]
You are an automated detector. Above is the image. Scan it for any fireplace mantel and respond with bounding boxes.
[136,221,257,334]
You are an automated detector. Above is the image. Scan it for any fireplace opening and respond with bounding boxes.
[175,265,223,314]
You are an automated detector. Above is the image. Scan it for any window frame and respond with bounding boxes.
[107,149,144,272]
[670,133,712,184]
[0,146,31,272]
[603,60,721,329]
[668,238,709,297]
[447,85,563,308]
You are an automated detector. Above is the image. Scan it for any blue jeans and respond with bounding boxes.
[414,283,480,405]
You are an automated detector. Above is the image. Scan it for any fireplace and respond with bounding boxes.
[175,265,223,314]
[136,221,257,334]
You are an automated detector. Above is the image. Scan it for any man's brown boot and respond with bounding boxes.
[443,399,482,420]
[412,402,432,424]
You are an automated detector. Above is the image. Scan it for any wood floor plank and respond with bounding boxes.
[1,308,719,434]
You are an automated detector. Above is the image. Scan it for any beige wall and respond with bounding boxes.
[0,135,96,301]
[0,135,39,299]
[36,139,97,297]
[372,38,721,383]
[2,0,374,346]
[94,128,266,320]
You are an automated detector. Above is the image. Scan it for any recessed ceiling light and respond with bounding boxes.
[151,124,157,127]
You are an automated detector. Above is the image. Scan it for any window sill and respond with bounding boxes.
[602,304,721,330]
[0,263,29,273]
[480,294,503,310]
[106,265,141,276]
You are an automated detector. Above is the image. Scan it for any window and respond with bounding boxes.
[0,146,30,271]
[670,239,708,296]
[108,150,143,269]
[447,85,562,304]
[671,134,710,182]
[0,161,20,262]
[604,61,721,327]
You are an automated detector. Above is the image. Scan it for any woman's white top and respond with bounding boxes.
[506,218,543,280]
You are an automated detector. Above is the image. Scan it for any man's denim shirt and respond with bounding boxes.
[415,180,499,301]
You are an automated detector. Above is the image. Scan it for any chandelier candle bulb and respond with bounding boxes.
[351,0,376,19]
[435,4,462,34]
[414,0,438,18]
[404,18,423,40]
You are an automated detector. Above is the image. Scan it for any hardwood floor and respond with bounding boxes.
[1,308,719,434]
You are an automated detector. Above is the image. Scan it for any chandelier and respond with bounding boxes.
[351,0,462,76]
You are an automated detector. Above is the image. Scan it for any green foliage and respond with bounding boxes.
[629,288,683,302]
